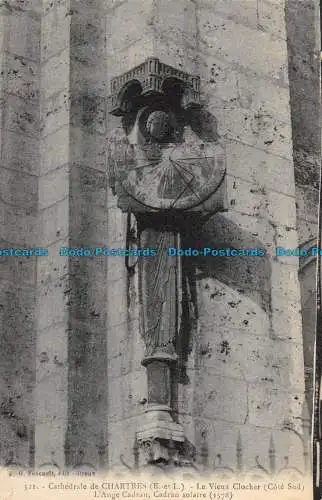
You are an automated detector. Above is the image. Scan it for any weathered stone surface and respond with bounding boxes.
[107,371,147,424]
[198,0,287,41]
[40,90,70,138]
[248,383,304,431]
[107,0,154,54]
[198,11,289,84]
[38,164,69,210]
[41,0,70,62]
[0,0,316,475]
[204,60,291,125]
[41,49,70,101]
[6,11,40,61]
[2,131,39,175]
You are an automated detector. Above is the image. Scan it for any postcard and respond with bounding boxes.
[0,0,320,499]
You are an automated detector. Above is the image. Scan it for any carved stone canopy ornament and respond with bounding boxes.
[107,57,227,215]
[110,57,200,115]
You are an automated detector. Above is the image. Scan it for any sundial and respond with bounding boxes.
[107,57,228,468]
[108,58,227,215]
[113,113,226,211]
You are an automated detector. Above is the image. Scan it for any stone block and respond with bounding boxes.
[107,322,129,360]
[226,174,269,219]
[195,327,304,390]
[7,11,40,61]
[4,94,39,137]
[153,34,200,74]
[107,38,154,79]
[69,165,107,209]
[270,298,303,343]
[176,383,195,420]
[36,322,68,368]
[225,176,297,232]
[70,93,106,135]
[198,11,288,84]
[68,278,107,330]
[107,0,153,54]
[3,53,39,103]
[107,278,128,327]
[193,373,248,424]
[107,371,147,423]
[34,372,68,424]
[295,185,319,223]
[107,250,127,281]
[215,209,275,249]
[107,417,141,468]
[38,197,69,247]
[204,60,291,125]
[34,419,67,468]
[213,105,293,160]
[0,207,37,245]
[70,56,107,96]
[0,281,35,365]
[267,190,297,227]
[7,0,42,13]
[248,382,304,431]
[39,125,69,175]
[107,322,145,377]
[198,0,258,32]
[153,0,198,47]
[0,243,36,285]
[197,264,271,319]
[270,260,301,303]
[0,167,37,211]
[38,164,69,210]
[41,0,70,62]
[68,251,107,286]
[36,238,68,284]
[198,0,287,41]
[40,90,70,139]
[107,207,127,243]
[258,0,287,40]
[70,127,108,173]
[272,226,300,265]
[36,277,69,331]
[2,130,39,175]
[69,198,109,244]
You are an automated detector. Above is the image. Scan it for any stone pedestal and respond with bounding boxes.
[137,353,185,465]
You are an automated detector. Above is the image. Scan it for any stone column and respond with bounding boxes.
[35,0,109,469]
[136,224,185,464]
[0,0,40,468]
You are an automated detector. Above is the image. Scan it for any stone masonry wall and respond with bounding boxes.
[0,0,41,468]
[0,0,317,474]
[286,0,321,418]
[105,0,308,474]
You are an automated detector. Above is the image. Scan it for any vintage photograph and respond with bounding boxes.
[0,0,321,499]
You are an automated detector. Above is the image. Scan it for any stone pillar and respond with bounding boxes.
[0,0,40,468]
[35,0,109,469]
[34,0,71,468]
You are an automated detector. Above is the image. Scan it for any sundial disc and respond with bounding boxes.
[120,140,226,211]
